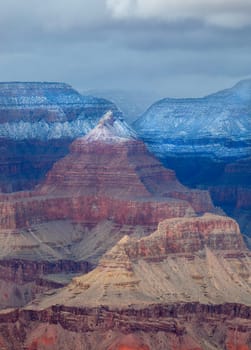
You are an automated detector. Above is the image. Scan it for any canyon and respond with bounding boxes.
[0,82,250,349]
[0,213,250,349]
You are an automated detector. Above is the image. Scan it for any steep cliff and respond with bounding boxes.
[0,213,250,349]
[0,112,217,309]
[0,112,215,232]
[0,82,121,191]
[133,79,251,240]
[133,79,251,161]
[0,303,250,350]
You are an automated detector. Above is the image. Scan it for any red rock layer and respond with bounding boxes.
[0,130,215,230]
[110,214,246,259]
[0,194,193,230]
[0,303,250,350]
[37,140,182,198]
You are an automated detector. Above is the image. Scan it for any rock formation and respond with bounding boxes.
[0,82,121,191]
[0,214,250,349]
[133,79,251,241]
[0,111,216,309]
[133,79,251,160]
[0,110,250,349]
[0,111,215,232]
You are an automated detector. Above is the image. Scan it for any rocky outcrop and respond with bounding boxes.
[0,112,217,308]
[57,214,250,308]
[133,79,251,161]
[3,213,247,349]
[0,112,215,232]
[0,259,89,309]
[0,82,122,192]
[0,216,250,347]
[133,79,251,240]
[0,303,250,349]
[124,214,245,258]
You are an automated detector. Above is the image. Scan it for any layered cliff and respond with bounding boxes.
[0,214,250,349]
[0,112,250,348]
[0,82,122,191]
[0,112,217,309]
[39,214,250,308]
[0,302,251,350]
[0,112,215,232]
[0,82,121,140]
[133,79,251,161]
[133,79,251,240]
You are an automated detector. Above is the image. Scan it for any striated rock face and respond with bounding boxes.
[0,82,122,192]
[133,79,251,240]
[133,79,251,160]
[0,259,89,309]
[43,214,250,308]
[125,214,245,258]
[0,303,251,350]
[0,112,215,232]
[209,157,251,209]
[0,112,216,309]
[0,82,122,140]
[0,213,250,349]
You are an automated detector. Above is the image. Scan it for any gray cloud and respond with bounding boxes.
[106,0,251,28]
[0,0,250,98]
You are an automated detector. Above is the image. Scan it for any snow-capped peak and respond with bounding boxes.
[84,111,138,143]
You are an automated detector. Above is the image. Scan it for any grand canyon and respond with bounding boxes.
[0,81,250,350]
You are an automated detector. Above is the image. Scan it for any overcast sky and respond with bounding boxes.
[1,0,251,98]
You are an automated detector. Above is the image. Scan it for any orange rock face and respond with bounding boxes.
[108,334,150,350]
[124,214,246,258]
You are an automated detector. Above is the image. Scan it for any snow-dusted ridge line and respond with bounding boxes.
[133,79,251,159]
[0,112,133,141]
[0,82,124,140]
[84,111,138,143]
[0,119,94,140]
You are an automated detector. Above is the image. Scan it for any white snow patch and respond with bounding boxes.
[84,111,138,143]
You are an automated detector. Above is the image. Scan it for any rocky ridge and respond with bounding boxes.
[133,79,251,241]
[133,79,251,160]
[38,214,251,308]
[0,82,122,192]
[0,214,250,349]
[0,110,250,349]
[0,82,122,140]
[0,112,214,232]
[0,112,215,310]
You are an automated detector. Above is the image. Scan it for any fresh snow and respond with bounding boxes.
[134,79,251,159]
[0,82,123,140]
[84,111,137,143]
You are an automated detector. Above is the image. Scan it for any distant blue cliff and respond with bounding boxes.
[0,82,122,140]
[134,79,251,160]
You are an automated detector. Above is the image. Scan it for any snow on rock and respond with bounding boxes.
[0,82,122,140]
[134,79,251,159]
[84,111,137,143]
